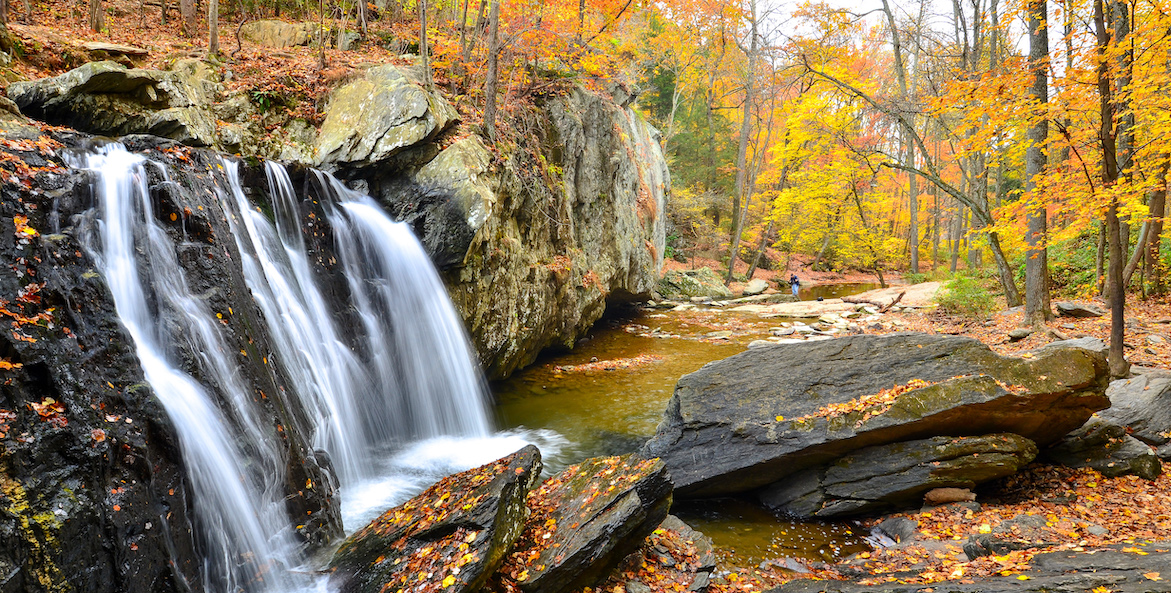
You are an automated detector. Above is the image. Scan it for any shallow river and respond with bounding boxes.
[492,283,880,566]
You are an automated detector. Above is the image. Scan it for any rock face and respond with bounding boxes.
[405,87,668,378]
[1099,373,1171,458]
[8,60,219,146]
[659,268,734,300]
[641,333,1110,498]
[495,455,672,593]
[330,446,541,593]
[1043,417,1161,480]
[760,434,1038,518]
[0,131,341,593]
[9,61,667,378]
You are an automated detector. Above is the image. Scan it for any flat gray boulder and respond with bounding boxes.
[742,278,769,296]
[1100,373,1171,458]
[239,20,323,47]
[760,433,1037,518]
[842,282,941,308]
[1055,301,1106,318]
[641,333,1109,498]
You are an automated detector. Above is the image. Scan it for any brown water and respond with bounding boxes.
[491,283,880,566]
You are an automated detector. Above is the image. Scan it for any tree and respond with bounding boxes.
[482,0,501,139]
[180,0,195,36]
[89,0,104,31]
[208,0,220,57]
[419,0,434,89]
[725,0,759,285]
[1023,0,1050,326]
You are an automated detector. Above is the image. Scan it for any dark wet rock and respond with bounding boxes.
[495,455,672,593]
[760,434,1036,518]
[1,131,343,593]
[1100,373,1171,458]
[874,517,917,544]
[770,542,1171,593]
[1055,301,1106,318]
[330,446,541,593]
[641,333,1109,498]
[1043,417,1161,480]
[659,268,734,300]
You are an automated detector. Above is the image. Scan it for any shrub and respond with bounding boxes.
[936,275,996,318]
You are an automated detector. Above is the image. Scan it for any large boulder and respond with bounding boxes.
[7,60,218,146]
[1055,301,1106,318]
[330,446,541,593]
[659,268,734,300]
[238,20,324,47]
[1043,417,1162,480]
[1099,373,1171,458]
[641,333,1110,498]
[756,298,859,318]
[493,455,672,593]
[760,433,1038,518]
[314,64,457,170]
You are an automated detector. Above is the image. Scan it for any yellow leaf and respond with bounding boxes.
[775,415,784,421]
[1144,572,1162,581]
[442,576,456,588]
[1017,575,1030,581]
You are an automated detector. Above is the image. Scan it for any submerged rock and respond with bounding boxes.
[494,455,672,593]
[1043,417,1161,480]
[760,434,1037,518]
[641,333,1109,498]
[330,446,541,593]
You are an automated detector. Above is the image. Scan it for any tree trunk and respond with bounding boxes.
[724,0,757,285]
[419,0,433,89]
[208,0,219,56]
[1024,0,1051,326]
[908,141,919,274]
[482,0,501,139]
[1147,163,1168,294]
[1095,0,1128,377]
[180,0,194,35]
[89,0,104,31]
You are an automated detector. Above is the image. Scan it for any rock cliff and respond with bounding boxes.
[9,61,668,378]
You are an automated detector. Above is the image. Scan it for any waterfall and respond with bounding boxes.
[76,143,561,593]
[77,145,305,593]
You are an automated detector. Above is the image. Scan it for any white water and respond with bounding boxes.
[79,144,565,592]
[78,145,306,593]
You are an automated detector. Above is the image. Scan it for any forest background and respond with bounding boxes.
[2,0,1166,376]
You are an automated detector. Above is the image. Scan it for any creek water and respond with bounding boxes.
[493,282,879,566]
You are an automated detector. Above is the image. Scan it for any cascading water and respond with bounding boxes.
[77,143,563,593]
[77,144,306,593]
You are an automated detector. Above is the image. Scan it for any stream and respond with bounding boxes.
[492,283,880,567]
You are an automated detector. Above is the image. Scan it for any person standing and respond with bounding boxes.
[789,274,800,298]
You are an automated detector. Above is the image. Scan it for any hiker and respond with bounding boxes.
[789,274,800,298]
